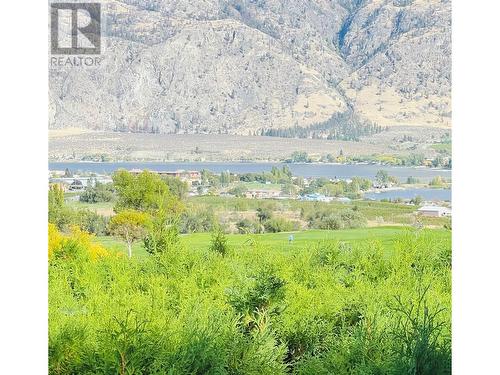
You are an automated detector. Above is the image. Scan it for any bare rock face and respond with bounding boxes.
[49,0,451,135]
[338,0,451,127]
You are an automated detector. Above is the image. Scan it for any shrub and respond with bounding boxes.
[143,224,179,255]
[79,181,114,203]
[180,209,215,233]
[308,208,366,230]
[338,209,367,228]
[162,176,189,199]
[209,226,229,256]
[256,207,273,223]
[75,209,109,236]
[48,224,110,261]
[388,285,451,375]
[228,184,248,197]
[429,176,445,187]
[315,213,343,230]
[227,266,286,321]
[263,217,297,233]
[236,218,262,234]
[49,323,88,375]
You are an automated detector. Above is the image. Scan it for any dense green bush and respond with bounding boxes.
[79,181,114,203]
[263,217,299,233]
[49,229,451,374]
[305,208,367,230]
[180,209,215,233]
[143,224,179,255]
[162,176,189,199]
[228,184,249,197]
[75,209,109,236]
[208,226,229,256]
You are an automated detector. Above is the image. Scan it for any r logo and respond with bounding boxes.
[50,2,101,55]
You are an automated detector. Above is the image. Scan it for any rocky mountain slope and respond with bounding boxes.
[49,0,451,135]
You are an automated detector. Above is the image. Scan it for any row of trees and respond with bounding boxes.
[261,112,386,141]
[302,176,373,197]
[239,166,293,184]
[200,166,294,187]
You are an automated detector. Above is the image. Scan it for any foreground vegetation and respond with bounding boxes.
[49,170,451,374]
[49,225,451,374]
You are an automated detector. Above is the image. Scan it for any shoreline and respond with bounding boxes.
[48,159,451,172]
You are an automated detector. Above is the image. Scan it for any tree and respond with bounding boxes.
[209,226,228,256]
[320,183,344,197]
[406,176,420,185]
[112,170,169,213]
[48,184,72,228]
[411,195,423,206]
[290,151,309,163]
[220,171,231,186]
[79,181,114,203]
[108,210,149,258]
[143,203,180,255]
[113,170,184,217]
[375,170,389,185]
[236,218,262,234]
[325,153,335,163]
[228,184,248,197]
[432,155,444,168]
[281,183,297,196]
[404,153,425,166]
[162,176,188,200]
[49,184,64,212]
[429,176,445,187]
[256,207,272,223]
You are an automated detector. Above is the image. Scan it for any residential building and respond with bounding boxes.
[417,206,452,217]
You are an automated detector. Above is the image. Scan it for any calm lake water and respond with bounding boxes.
[49,162,451,183]
[364,188,451,202]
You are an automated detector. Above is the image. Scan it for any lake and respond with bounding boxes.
[49,162,451,183]
[364,188,451,202]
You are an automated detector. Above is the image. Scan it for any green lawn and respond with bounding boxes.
[65,200,115,214]
[96,226,450,259]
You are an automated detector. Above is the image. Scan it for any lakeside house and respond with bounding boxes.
[299,193,334,203]
[245,189,281,199]
[69,179,84,192]
[49,175,113,191]
[417,205,452,217]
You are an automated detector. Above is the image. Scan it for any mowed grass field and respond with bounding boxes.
[96,226,451,259]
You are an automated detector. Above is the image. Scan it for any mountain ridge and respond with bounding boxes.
[49,0,451,135]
